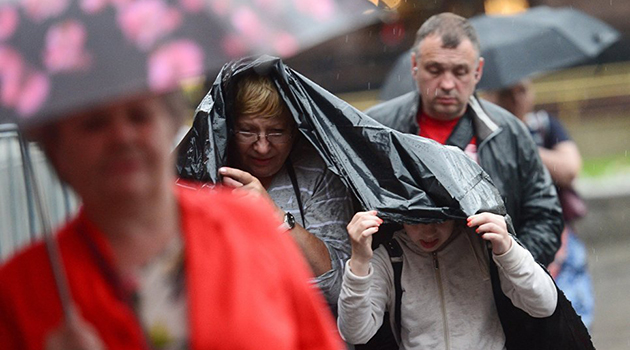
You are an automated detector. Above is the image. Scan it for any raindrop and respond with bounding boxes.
[368,82,371,90]
[336,73,340,80]
[345,35,349,43]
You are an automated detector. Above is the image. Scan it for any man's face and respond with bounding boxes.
[47,95,177,204]
[412,34,484,120]
[232,112,295,184]
[404,220,455,253]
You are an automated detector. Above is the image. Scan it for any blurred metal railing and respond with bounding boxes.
[0,124,79,262]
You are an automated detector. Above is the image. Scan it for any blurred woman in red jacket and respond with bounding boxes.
[0,92,342,350]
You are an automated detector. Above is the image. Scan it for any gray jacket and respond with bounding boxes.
[365,92,563,265]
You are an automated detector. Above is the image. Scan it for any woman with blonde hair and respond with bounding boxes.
[217,72,354,313]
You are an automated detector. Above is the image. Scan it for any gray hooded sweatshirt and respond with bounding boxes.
[338,227,557,349]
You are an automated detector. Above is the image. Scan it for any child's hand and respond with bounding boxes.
[467,213,512,255]
[347,210,383,276]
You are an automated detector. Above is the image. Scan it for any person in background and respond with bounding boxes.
[337,210,557,349]
[0,91,343,350]
[217,72,354,313]
[484,78,594,327]
[365,13,563,266]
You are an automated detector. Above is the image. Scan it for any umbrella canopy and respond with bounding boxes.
[474,6,620,90]
[379,6,620,100]
[0,0,379,126]
[176,55,506,224]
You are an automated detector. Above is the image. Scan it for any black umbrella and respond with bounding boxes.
[379,6,620,100]
[0,0,379,126]
[378,50,417,102]
[176,55,506,224]
[474,6,619,90]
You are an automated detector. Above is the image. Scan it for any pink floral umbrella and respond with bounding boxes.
[0,0,379,125]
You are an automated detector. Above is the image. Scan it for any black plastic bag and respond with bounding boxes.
[176,55,505,224]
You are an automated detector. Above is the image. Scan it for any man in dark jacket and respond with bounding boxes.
[365,13,563,266]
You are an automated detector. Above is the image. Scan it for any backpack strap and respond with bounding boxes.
[383,238,404,344]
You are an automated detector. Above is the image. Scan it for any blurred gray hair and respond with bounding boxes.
[413,13,480,58]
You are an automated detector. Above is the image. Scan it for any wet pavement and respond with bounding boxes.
[586,233,630,349]
[575,176,630,349]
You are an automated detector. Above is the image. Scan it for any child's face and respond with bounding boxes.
[404,220,455,253]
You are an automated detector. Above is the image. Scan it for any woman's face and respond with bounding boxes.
[232,112,295,184]
[404,220,455,253]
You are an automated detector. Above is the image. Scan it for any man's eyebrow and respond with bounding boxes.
[424,61,470,70]
[424,61,442,67]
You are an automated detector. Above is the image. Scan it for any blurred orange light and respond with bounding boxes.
[367,0,402,10]
[381,0,402,9]
[484,0,528,15]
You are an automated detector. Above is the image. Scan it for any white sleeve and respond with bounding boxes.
[493,237,558,318]
[337,247,392,344]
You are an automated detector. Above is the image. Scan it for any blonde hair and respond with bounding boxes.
[234,74,288,119]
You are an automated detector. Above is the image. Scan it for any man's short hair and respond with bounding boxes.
[413,12,480,57]
[234,74,288,120]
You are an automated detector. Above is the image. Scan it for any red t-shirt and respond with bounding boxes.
[0,184,342,350]
[417,111,479,163]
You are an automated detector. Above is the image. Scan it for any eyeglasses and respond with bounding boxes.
[232,130,292,145]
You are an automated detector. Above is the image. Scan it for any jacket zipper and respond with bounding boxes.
[433,252,450,350]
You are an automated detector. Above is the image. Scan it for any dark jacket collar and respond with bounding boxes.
[410,91,500,141]
[467,95,499,141]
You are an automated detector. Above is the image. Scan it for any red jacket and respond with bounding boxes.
[0,185,342,349]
